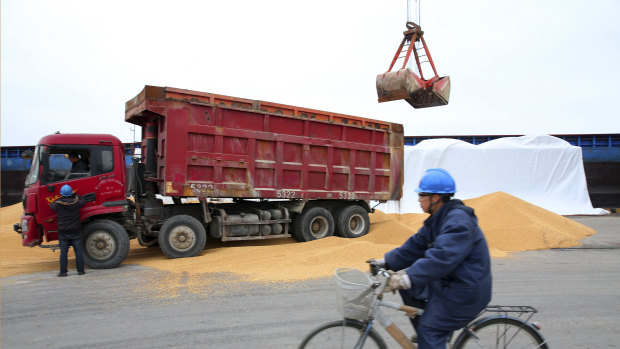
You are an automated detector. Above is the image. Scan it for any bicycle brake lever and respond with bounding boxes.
[366,259,381,276]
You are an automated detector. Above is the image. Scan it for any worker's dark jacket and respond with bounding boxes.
[384,199,492,330]
[50,195,86,239]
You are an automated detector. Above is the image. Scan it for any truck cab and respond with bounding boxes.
[16,134,128,254]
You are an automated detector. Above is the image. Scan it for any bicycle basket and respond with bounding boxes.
[334,268,374,320]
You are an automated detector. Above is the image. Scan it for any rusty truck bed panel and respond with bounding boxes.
[126,86,404,201]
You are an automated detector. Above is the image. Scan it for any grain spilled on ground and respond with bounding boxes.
[1,192,596,290]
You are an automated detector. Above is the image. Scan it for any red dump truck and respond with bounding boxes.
[14,86,404,268]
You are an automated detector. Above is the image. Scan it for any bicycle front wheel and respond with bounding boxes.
[453,316,548,349]
[299,319,387,349]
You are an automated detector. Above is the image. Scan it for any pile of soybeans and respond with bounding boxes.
[0,192,596,287]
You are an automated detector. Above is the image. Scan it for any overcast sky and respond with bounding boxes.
[2,0,619,146]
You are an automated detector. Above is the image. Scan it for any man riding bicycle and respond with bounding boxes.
[370,168,492,349]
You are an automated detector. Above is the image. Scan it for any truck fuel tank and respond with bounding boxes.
[208,207,290,241]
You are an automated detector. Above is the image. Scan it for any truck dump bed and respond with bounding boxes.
[125,86,403,201]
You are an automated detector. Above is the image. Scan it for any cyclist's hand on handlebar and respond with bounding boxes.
[366,258,385,276]
[384,270,412,293]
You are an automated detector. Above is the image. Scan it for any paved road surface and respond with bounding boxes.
[2,215,619,348]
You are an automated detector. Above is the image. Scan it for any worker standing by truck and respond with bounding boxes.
[370,168,492,348]
[50,184,86,277]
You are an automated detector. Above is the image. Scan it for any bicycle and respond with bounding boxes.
[299,266,549,349]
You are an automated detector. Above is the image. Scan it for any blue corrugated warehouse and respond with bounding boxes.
[2,135,618,209]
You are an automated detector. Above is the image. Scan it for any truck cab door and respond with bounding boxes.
[39,147,97,242]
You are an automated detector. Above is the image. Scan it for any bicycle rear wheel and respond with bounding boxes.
[453,316,548,349]
[299,319,387,349]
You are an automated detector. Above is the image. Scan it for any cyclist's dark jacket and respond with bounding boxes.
[384,199,492,330]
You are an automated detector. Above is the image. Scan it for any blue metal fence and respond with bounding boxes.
[403,134,620,162]
[1,143,140,172]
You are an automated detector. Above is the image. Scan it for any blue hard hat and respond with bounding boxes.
[60,184,73,197]
[415,168,456,194]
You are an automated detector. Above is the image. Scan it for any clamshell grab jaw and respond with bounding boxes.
[376,70,450,108]
[406,75,450,109]
[376,68,424,103]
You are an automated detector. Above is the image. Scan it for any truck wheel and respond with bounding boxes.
[293,207,334,242]
[335,205,370,238]
[82,220,130,269]
[158,215,207,259]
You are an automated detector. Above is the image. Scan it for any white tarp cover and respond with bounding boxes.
[376,135,607,215]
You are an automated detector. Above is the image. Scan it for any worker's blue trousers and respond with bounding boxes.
[59,237,84,274]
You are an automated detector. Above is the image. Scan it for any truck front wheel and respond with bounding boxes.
[82,220,130,269]
[158,215,207,259]
[293,207,335,242]
[335,205,370,238]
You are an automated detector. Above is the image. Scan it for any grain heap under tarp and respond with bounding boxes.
[0,192,595,284]
[375,135,607,215]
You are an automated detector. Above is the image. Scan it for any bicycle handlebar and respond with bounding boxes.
[367,259,382,276]
[365,259,395,298]
[366,259,392,277]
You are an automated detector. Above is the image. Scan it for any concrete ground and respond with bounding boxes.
[1,215,619,348]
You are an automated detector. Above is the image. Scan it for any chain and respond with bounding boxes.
[407,0,410,22]
[407,0,421,25]
[417,0,421,26]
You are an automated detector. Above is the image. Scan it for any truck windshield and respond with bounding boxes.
[24,146,41,186]
[46,148,92,183]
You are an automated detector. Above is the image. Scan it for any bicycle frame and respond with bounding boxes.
[351,269,420,349]
[345,299,546,349]
[374,298,419,348]
[300,267,548,349]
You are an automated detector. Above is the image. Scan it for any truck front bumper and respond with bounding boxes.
[15,215,41,247]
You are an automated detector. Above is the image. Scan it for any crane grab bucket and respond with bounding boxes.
[376,22,450,109]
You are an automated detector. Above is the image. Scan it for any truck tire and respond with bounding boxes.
[335,205,370,238]
[293,207,334,242]
[158,215,207,259]
[82,220,130,269]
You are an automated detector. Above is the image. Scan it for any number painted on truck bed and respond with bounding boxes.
[276,190,296,198]
[339,192,355,200]
[190,183,215,190]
